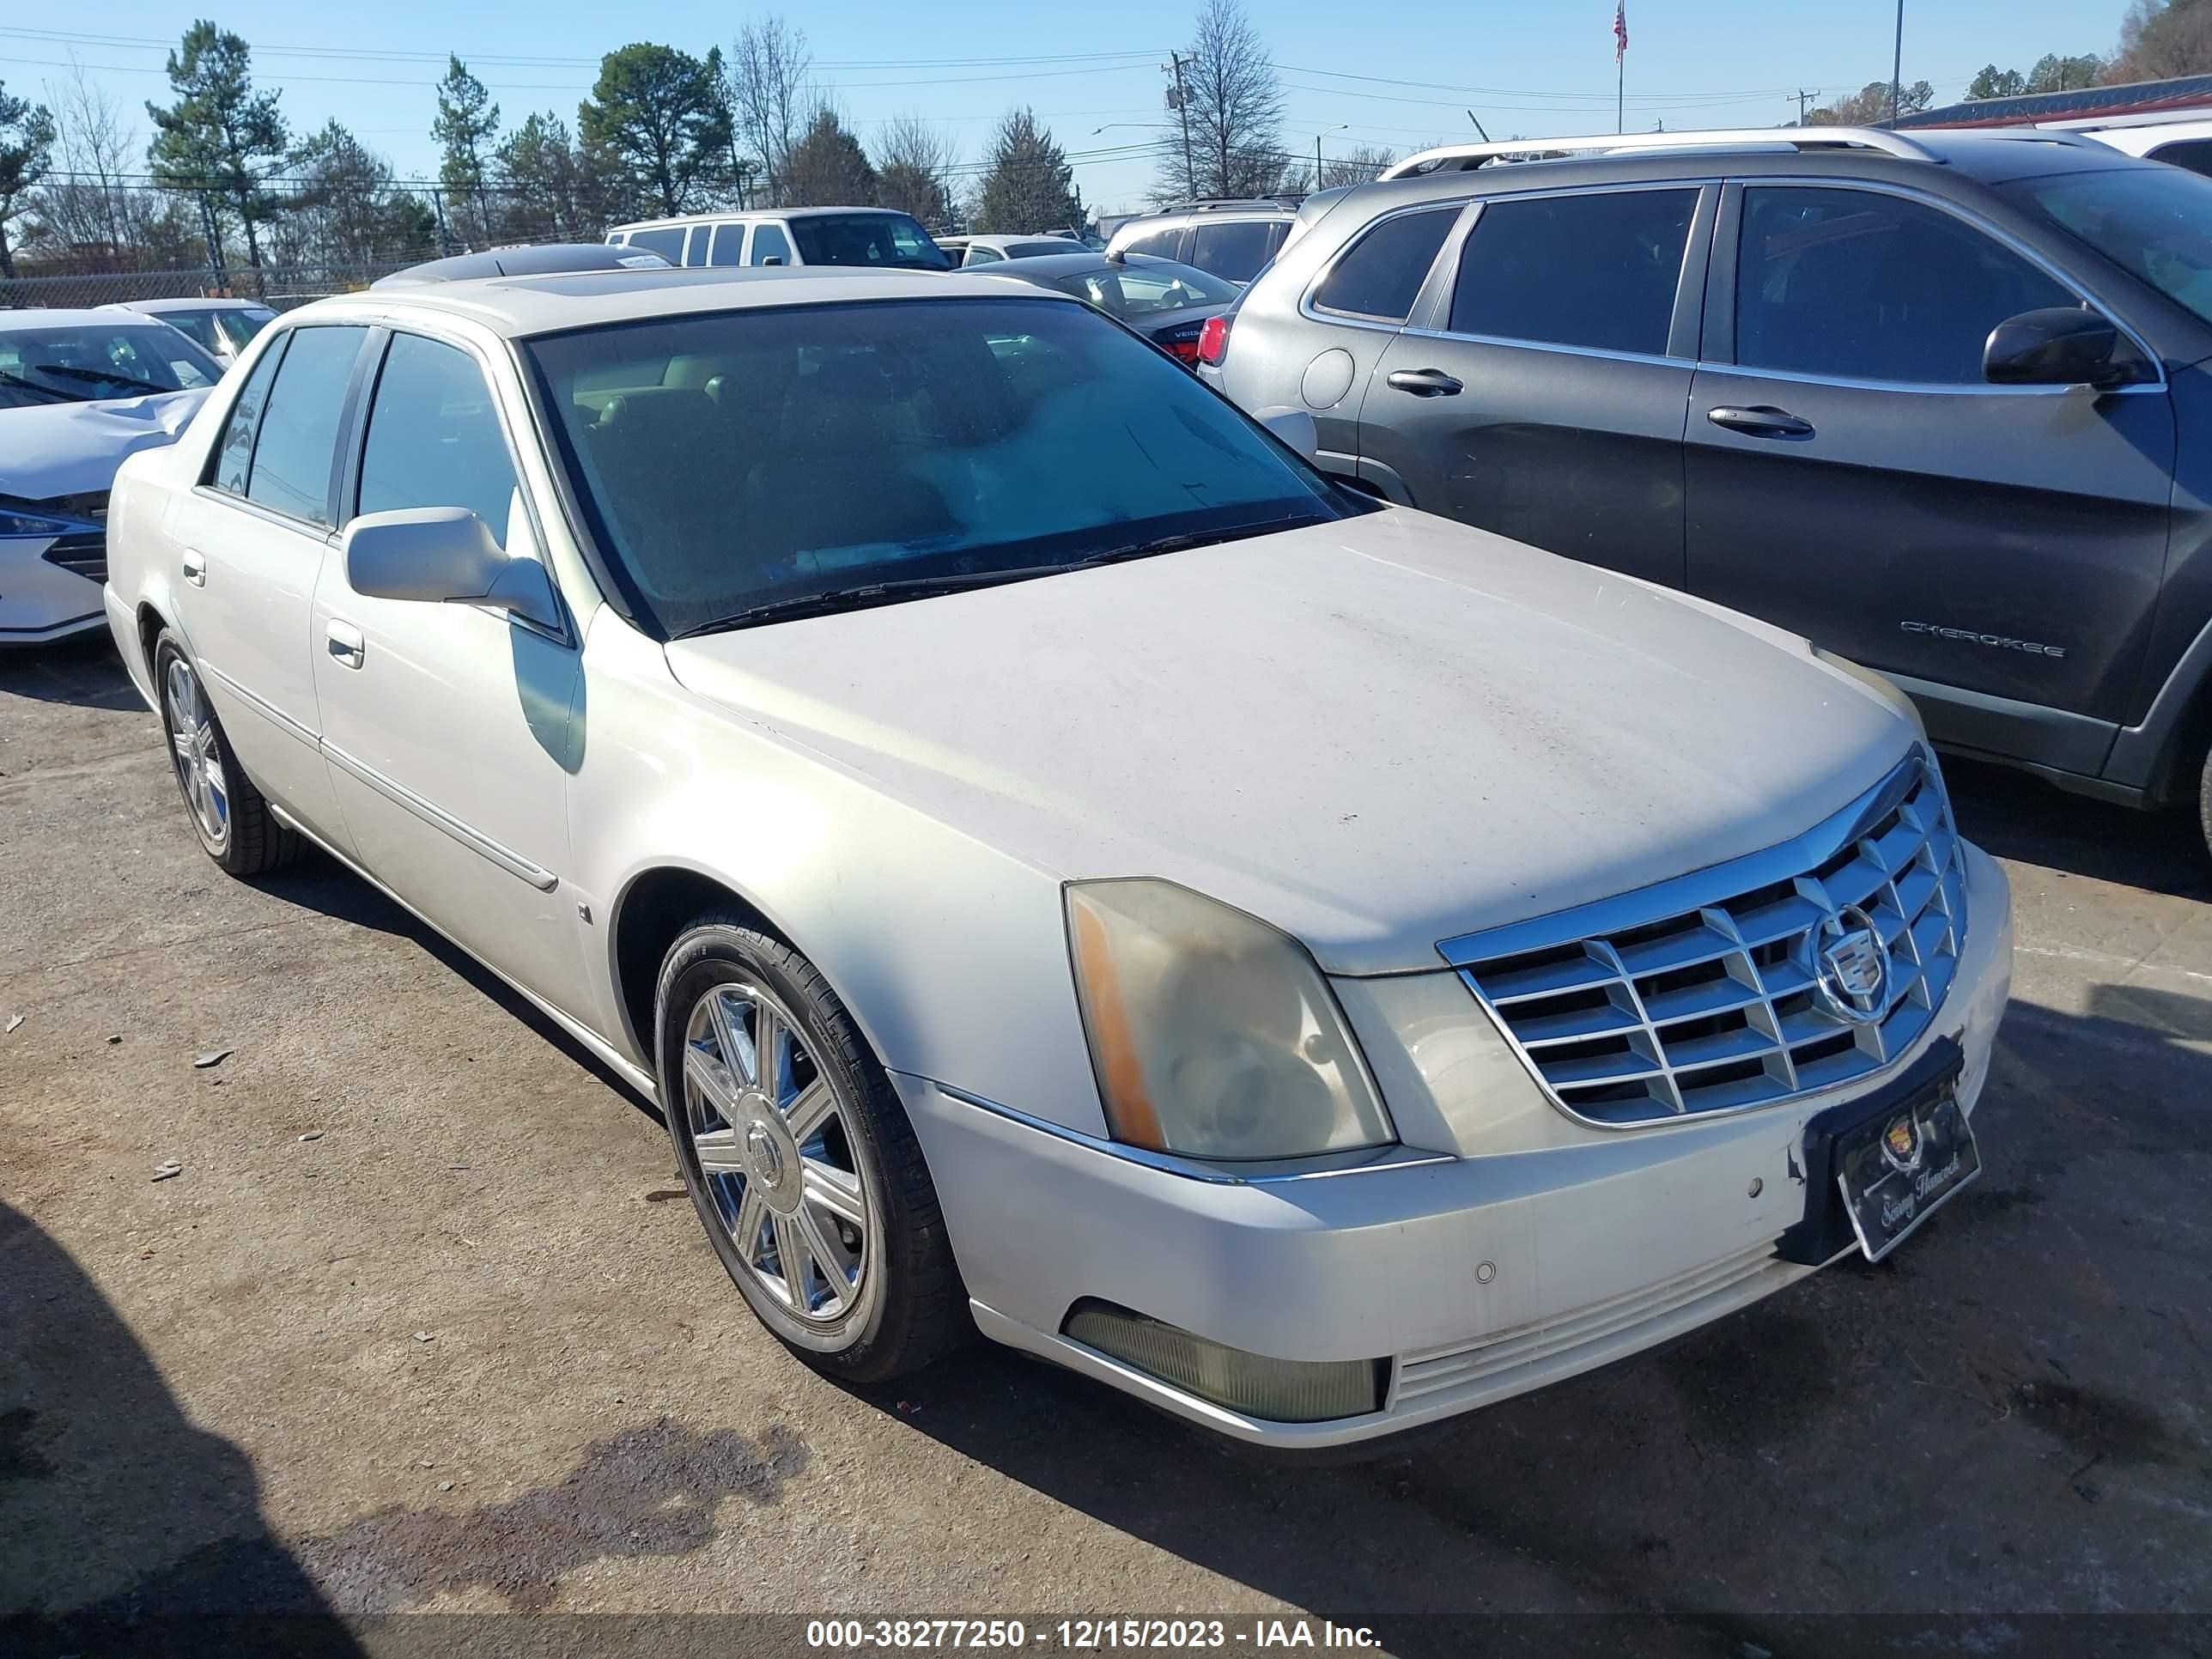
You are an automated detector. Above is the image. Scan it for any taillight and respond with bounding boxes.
[1196,314,1231,367]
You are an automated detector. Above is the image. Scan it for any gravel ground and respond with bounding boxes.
[3,635,2209,1659]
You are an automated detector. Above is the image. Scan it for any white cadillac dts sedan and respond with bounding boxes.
[103,264,2011,1447]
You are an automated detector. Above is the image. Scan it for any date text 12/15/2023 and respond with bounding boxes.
[805,1619,1383,1650]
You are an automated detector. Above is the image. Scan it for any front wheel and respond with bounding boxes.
[653,917,967,1382]
[2197,734,2212,866]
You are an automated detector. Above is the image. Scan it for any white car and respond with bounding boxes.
[102,266,2011,1447]
[940,234,1085,267]
[605,207,953,270]
[107,297,280,368]
[3,309,221,645]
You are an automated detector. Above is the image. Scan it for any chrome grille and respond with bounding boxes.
[1441,752,1966,1127]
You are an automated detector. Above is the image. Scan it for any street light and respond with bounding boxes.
[1313,123,1348,189]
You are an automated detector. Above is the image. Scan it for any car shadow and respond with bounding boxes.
[846,983,2212,1656]
[0,635,146,710]
[0,1201,365,1657]
[1942,756,2209,900]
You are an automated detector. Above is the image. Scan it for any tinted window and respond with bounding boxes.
[211,336,288,495]
[215,307,277,354]
[1189,219,1276,283]
[709,223,746,265]
[1313,207,1459,321]
[2145,138,2212,179]
[2009,165,2212,328]
[1449,189,1695,355]
[787,212,951,270]
[356,334,522,550]
[681,226,709,267]
[627,227,686,262]
[1123,228,1185,261]
[154,310,225,354]
[1738,187,2077,384]
[749,223,792,265]
[1008,241,1076,258]
[528,297,1350,637]
[243,325,367,525]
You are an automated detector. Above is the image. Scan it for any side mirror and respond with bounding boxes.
[1984,307,2150,390]
[1254,404,1320,462]
[343,507,562,633]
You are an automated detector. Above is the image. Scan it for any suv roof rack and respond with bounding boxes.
[1162,195,1304,212]
[1375,125,2090,180]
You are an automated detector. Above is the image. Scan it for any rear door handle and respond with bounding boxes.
[1706,405,1815,440]
[180,550,207,586]
[326,620,365,671]
[1387,368,1464,398]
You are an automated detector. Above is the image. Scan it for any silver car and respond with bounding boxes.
[101,264,2011,1448]
[108,298,279,368]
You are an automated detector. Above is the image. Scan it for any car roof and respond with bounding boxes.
[282,264,1081,339]
[113,296,271,313]
[612,205,913,230]
[966,234,1079,248]
[975,251,1192,280]
[1321,127,2145,226]
[0,307,177,329]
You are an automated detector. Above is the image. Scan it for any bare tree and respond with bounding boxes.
[729,15,813,207]
[26,66,200,270]
[2106,0,2212,81]
[1157,0,1287,204]
[872,112,955,226]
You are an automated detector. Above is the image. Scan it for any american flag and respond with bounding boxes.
[1613,1,1629,63]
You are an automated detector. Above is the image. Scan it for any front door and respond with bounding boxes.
[309,328,592,1018]
[1358,183,1713,589]
[1684,183,2176,773]
[169,324,374,846]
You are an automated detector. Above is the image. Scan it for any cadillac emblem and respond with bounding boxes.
[1805,903,1891,1025]
[1880,1113,1925,1175]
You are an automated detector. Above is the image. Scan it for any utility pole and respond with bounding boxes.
[1890,0,1905,126]
[1466,108,1491,141]
[1796,88,1813,126]
[1165,53,1194,198]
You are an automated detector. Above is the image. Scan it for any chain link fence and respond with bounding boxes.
[0,252,447,313]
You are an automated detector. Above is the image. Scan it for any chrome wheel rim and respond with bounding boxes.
[163,656,229,850]
[682,979,880,1342]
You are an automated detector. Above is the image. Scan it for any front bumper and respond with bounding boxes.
[900,841,2012,1449]
[0,542,106,644]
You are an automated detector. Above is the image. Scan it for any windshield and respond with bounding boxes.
[527,295,1353,636]
[787,212,952,270]
[2009,165,2212,327]
[1054,257,1238,319]
[216,307,277,354]
[0,322,222,408]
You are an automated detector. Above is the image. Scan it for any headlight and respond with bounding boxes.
[1815,647,1926,741]
[1064,878,1394,1159]
[0,510,76,539]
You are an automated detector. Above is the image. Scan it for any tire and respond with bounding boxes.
[653,915,966,1382]
[2197,733,2212,865]
[152,629,297,877]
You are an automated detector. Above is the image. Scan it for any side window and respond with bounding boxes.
[1735,186,2079,385]
[1447,188,1698,356]
[708,222,747,265]
[211,335,289,496]
[966,246,1004,264]
[1312,206,1460,322]
[356,334,523,550]
[1189,219,1276,283]
[243,325,368,526]
[1124,228,1185,261]
[749,223,792,265]
[681,226,709,268]
[2146,137,2212,178]
[627,226,685,262]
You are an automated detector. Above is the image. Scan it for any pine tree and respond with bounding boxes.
[432,56,500,243]
[972,108,1081,234]
[146,21,289,283]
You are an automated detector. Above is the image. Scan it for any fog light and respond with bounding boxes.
[1063,1299,1383,1423]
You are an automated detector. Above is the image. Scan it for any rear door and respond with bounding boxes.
[168,324,374,845]
[1683,181,2175,769]
[1187,216,1283,284]
[1360,182,1714,588]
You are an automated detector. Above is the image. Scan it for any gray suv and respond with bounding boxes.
[1205,128,2212,859]
[1105,198,1300,285]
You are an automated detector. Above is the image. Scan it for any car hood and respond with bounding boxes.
[664,509,1915,975]
[0,389,210,501]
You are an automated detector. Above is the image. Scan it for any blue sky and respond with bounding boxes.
[2,2,2130,216]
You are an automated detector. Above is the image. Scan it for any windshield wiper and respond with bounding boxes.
[672,520,1310,639]
[0,369,90,404]
[30,362,173,397]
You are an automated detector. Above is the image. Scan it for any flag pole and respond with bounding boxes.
[1617,52,1624,135]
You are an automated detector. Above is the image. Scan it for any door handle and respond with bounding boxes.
[1387,368,1464,398]
[1706,404,1815,440]
[180,550,207,586]
[326,620,365,671]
